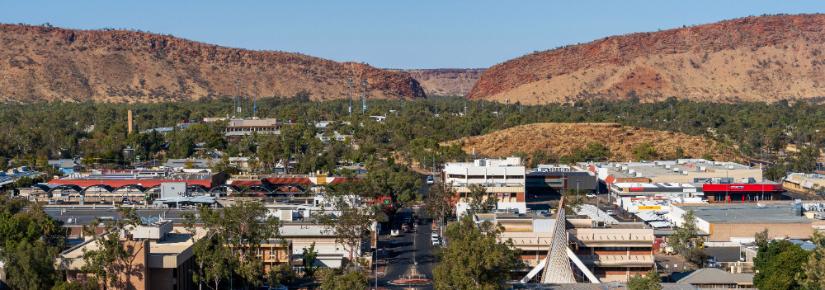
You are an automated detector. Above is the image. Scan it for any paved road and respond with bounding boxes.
[376,206,436,289]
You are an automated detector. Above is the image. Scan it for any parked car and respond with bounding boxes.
[606,210,615,216]
[401,223,411,233]
[391,229,401,237]
[426,175,434,185]
[586,193,597,198]
[431,236,441,246]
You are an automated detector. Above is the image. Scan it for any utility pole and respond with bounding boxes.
[361,79,368,114]
[347,78,353,117]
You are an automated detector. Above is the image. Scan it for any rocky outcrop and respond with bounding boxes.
[468,14,825,104]
[404,68,484,96]
[0,24,425,102]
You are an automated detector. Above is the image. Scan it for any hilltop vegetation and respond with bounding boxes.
[469,14,825,104]
[448,122,736,163]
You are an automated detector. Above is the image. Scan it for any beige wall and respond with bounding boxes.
[708,222,814,241]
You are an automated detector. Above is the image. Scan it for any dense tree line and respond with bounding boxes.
[4,96,825,179]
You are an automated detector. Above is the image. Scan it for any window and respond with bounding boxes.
[448,174,465,178]
[506,175,524,179]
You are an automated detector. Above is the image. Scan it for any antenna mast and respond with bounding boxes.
[361,78,368,113]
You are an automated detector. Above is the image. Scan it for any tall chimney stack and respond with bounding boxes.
[127,110,133,134]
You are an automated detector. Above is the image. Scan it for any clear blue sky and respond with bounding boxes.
[2,1,824,69]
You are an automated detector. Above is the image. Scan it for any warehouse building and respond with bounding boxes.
[668,202,814,242]
[584,159,763,185]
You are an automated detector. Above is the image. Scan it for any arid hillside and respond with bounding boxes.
[468,14,825,104]
[404,68,484,96]
[448,123,738,161]
[0,24,425,102]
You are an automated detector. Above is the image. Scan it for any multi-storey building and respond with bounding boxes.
[480,211,655,283]
[443,157,527,216]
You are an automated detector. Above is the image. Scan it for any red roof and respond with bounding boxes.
[48,178,214,189]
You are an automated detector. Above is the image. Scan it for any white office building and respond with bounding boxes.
[443,157,527,216]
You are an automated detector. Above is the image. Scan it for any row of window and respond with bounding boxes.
[447,174,524,179]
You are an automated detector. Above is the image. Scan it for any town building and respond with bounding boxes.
[675,268,754,289]
[701,182,785,202]
[526,164,598,195]
[783,173,825,195]
[38,170,227,205]
[48,159,82,175]
[583,159,763,185]
[224,118,287,137]
[56,221,206,290]
[480,210,655,283]
[443,157,527,216]
[668,202,814,242]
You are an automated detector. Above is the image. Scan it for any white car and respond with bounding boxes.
[426,175,435,185]
[586,193,597,198]
[431,237,441,246]
[390,229,401,237]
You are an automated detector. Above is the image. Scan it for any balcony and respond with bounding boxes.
[580,254,654,267]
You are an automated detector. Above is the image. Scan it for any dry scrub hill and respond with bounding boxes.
[449,123,737,161]
[468,14,825,104]
[0,24,425,102]
[405,68,485,96]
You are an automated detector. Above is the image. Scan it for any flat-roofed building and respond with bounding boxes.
[56,221,206,290]
[526,164,598,195]
[784,173,825,195]
[280,222,366,269]
[584,159,763,185]
[669,202,814,242]
[224,118,287,137]
[479,211,655,283]
[444,157,527,216]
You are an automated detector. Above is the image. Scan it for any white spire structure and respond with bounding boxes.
[540,199,577,284]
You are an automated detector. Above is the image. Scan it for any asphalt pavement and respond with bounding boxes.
[376,206,436,290]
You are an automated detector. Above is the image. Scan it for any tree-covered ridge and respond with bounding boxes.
[2,96,825,177]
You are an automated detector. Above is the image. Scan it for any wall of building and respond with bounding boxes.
[708,223,813,242]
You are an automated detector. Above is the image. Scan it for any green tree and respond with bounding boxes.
[3,240,60,290]
[466,184,496,214]
[302,243,319,278]
[80,207,145,289]
[754,240,808,290]
[316,192,376,264]
[424,183,455,236]
[0,197,65,290]
[433,215,520,290]
[632,142,659,160]
[799,231,825,290]
[318,268,367,290]
[670,210,706,265]
[184,202,280,289]
[627,270,662,290]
